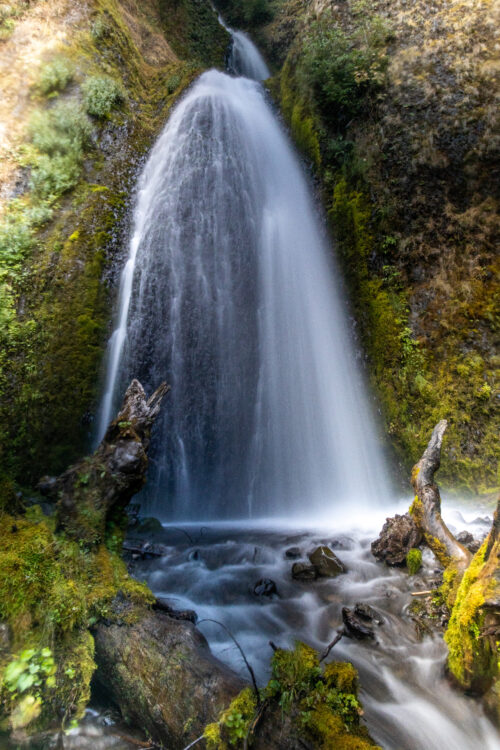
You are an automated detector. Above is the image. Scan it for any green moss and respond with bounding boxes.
[203,643,378,748]
[406,548,422,575]
[444,541,496,690]
[0,511,152,731]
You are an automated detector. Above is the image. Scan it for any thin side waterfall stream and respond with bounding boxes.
[97,25,498,750]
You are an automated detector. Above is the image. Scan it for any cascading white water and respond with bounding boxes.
[98,35,389,520]
[227,30,270,80]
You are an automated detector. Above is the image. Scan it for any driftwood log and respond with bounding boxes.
[410,419,471,569]
[41,379,169,543]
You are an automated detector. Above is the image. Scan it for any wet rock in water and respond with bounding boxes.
[342,607,375,640]
[253,578,278,597]
[134,516,163,535]
[285,546,301,559]
[354,602,384,626]
[371,512,422,566]
[153,597,198,623]
[309,545,346,577]
[292,561,318,580]
[37,475,58,497]
[329,536,354,550]
[456,530,481,554]
[94,603,245,747]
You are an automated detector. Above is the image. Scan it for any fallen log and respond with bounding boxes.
[410,420,471,569]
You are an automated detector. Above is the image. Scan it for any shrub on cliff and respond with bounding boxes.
[300,9,389,126]
[37,58,74,96]
[28,100,92,198]
[82,75,124,118]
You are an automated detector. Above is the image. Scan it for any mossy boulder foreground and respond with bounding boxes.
[0,379,242,744]
[203,642,380,749]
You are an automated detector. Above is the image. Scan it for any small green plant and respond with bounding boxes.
[300,10,389,126]
[90,15,111,41]
[406,547,422,575]
[38,58,74,96]
[82,75,124,118]
[3,647,57,698]
[166,73,181,94]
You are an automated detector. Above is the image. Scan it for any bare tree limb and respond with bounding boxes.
[320,630,345,661]
[197,618,260,705]
[411,420,471,569]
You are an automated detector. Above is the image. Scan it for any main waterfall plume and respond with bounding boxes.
[98,58,389,520]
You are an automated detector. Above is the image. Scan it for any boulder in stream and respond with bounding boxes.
[94,601,245,748]
[309,545,346,577]
[342,607,376,640]
[371,512,422,566]
[285,546,301,559]
[292,562,318,580]
[456,530,481,554]
[354,602,384,626]
[253,578,278,597]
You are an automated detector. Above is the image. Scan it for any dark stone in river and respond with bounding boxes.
[354,602,384,626]
[134,516,163,534]
[342,607,375,640]
[456,530,481,554]
[371,512,422,566]
[292,562,318,580]
[285,546,301,559]
[153,596,198,623]
[308,545,346,577]
[253,578,278,597]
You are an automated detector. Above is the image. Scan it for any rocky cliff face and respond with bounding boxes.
[256,0,498,496]
[0,0,228,489]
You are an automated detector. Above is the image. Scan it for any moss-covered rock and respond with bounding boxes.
[0,510,152,734]
[203,642,380,749]
[444,504,500,709]
[94,602,245,748]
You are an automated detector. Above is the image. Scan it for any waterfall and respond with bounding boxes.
[98,34,390,520]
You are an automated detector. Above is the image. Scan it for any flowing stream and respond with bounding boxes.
[131,506,498,750]
[97,21,499,750]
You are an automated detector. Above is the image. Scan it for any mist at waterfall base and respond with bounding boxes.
[98,64,388,521]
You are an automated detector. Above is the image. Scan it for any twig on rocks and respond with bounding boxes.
[181,735,205,750]
[197,618,261,705]
[319,630,344,662]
